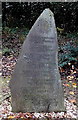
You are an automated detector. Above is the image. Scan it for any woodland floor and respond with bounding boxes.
[0,29,78,120]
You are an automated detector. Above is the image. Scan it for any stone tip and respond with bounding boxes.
[43,8,53,14]
[44,8,51,11]
[40,8,54,18]
[44,8,50,10]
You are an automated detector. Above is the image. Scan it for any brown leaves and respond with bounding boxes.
[63,83,70,87]
[8,115,15,119]
[69,99,76,104]
[1,30,78,119]
[0,112,66,119]
[72,83,77,88]
[2,55,17,77]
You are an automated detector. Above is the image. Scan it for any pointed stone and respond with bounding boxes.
[9,8,65,112]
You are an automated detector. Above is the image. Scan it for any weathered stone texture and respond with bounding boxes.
[9,9,65,112]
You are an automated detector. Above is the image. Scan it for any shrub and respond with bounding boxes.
[59,42,78,67]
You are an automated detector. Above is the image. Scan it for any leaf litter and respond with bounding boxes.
[1,56,78,119]
[0,31,78,119]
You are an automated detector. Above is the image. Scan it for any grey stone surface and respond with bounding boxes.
[9,8,65,112]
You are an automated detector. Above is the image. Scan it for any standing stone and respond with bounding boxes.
[9,9,65,112]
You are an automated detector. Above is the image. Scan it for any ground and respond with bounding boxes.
[0,28,78,119]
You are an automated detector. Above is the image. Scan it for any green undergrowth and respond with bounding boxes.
[59,43,78,67]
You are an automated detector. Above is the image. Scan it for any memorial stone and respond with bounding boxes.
[9,8,65,112]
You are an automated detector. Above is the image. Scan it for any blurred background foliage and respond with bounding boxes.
[2,2,78,32]
[2,2,78,68]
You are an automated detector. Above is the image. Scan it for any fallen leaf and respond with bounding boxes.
[67,76,74,80]
[69,91,74,95]
[72,83,77,85]
[8,115,15,118]
[63,84,70,87]
[72,83,77,88]
[69,99,76,103]
[72,85,77,88]
[21,116,24,118]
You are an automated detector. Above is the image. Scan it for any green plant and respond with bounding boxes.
[59,43,78,67]
[2,48,11,56]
